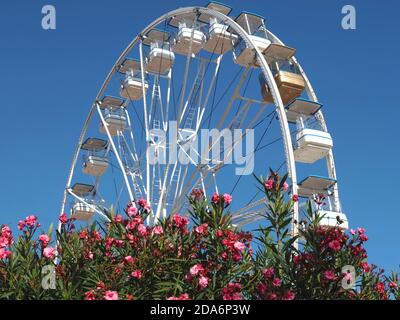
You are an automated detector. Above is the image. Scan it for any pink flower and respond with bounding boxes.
[283,291,295,300]
[282,182,289,191]
[257,283,267,295]
[211,192,220,204]
[264,179,273,190]
[114,239,124,247]
[231,292,243,300]
[350,229,356,235]
[328,240,342,252]
[0,236,10,248]
[190,264,204,276]
[1,226,12,237]
[124,255,134,264]
[262,267,274,279]
[375,282,385,295]
[126,220,137,231]
[194,223,208,235]
[357,227,366,235]
[104,291,119,300]
[324,270,336,281]
[272,278,282,287]
[267,293,278,300]
[152,226,163,235]
[137,224,147,236]
[97,282,106,290]
[25,215,37,227]
[0,248,12,259]
[131,270,142,279]
[198,276,209,288]
[359,234,368,242]
[39,234,50,247]
[292,194,299,202]
[59,213,68,224]
[292,255,301,265]
[43,247,56,260]
[17,220,25,230]
[85,251,94,260]
[167,293,190,300]
[389,281,398,289]
[223,194,232,205]
[84,290,96,300]
[233,241,245,252]
[222,282,242,300]
[79,230,88,239]
[360,262,370,273]
[137,198,146,207]
[105,237,115,249]
[216,230,223,238]
[233,253,242,262]
[172,214,189,229]
[127,206,138,217]
[190,188,204,201]
[113,215,123,223]
[134,199,151,212]
[92,230,101,242]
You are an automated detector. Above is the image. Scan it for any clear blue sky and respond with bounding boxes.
[0,0,399,272]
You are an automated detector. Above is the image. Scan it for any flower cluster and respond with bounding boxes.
[256,267,294,300]
[222,282,243,300]
[218,230,252,262]
[263,171,288,193]
[211,192,232,207]
[18,215,40,231]
[186,264,210,289]
[0,225,13,260]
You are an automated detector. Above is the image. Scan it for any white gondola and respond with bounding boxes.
[70,183,96,221]
[203,19,238,54]
[121,75,149,100]
[81,138,108,176]
[83,156,108,176]
[287,99,333,163]
[169,16,206,55]
[199,2,237,54]
[233,35,271,66]
[232,12,271,66]
[297,175,336,198]
[99,114,127,136]
[99,96,125,111]
[71,183,95,196]
[286,98,322,123]
[317,210,349,230]
[262,43,296,64]
[298,177,347,229]
[119,59,149,100]
[143,29,175,75]
[294,129,333,164]
[71,202,95,221]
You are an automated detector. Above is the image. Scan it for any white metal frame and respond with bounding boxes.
[59,6,342,246]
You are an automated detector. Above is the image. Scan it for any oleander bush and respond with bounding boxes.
[0,171,398,300]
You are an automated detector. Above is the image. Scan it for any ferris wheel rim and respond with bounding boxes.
[59,5,341,240]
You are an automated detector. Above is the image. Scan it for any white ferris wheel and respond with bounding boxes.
[59,2,348,238]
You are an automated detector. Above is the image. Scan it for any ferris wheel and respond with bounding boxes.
[59,2,349,238]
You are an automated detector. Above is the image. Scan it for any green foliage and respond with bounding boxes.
[0,171,398,300]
